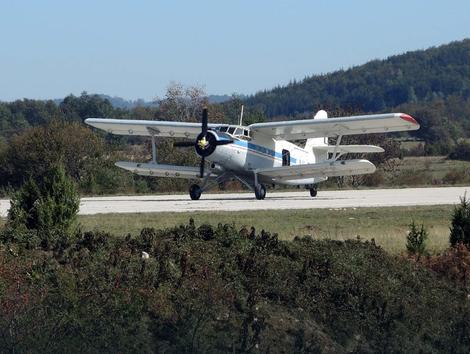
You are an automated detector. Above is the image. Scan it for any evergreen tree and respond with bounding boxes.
[450,194,470,247]
[406,221,428,256]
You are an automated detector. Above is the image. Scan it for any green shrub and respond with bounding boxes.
[406,221,428,256]
[7,165,79,247]
[450,194,470,247]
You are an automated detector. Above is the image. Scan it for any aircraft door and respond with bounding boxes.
[282,149,290,166]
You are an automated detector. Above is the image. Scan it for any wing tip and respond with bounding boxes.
[399,113,419,127]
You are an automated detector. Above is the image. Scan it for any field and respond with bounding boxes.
[386,156,470,186]
[78,205,455,254]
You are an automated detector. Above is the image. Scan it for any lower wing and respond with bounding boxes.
[257,159,376,181]
[313,145,384,154]
[115,161,211,178]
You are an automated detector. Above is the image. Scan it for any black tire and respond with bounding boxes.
[309,186,318,197]
[189,184,202,200]
[255,184,266,200]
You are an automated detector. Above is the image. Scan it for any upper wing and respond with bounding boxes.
[115,161,211,178]
[249,113,419,140]
[257,159,376,181]
[85,118,225,138]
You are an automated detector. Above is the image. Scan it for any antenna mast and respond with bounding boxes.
[239,105,244,126]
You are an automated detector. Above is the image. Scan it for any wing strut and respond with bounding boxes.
[331,135,343,161]
[148,127,159,164]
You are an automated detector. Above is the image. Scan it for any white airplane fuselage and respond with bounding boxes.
[206,130,325,186]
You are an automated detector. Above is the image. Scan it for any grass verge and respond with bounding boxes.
[77,205,454,254]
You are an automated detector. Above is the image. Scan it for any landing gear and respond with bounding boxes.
[255,184,266,200]
[189,184,202,200]
[309,185,318,198]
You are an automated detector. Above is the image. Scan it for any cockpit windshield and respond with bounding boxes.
[215,125,251,140]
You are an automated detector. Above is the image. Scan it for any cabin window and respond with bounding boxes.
[282,149,290,166]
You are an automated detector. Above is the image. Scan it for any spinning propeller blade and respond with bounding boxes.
[173,141,196,147]
[199,156,205,178]
[201,107,208,137]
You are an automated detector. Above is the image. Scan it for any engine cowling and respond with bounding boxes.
[195,131,218,157]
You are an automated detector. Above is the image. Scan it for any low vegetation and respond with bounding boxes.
[0,222,469,353]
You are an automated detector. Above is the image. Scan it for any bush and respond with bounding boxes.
[7,165,79,247]
[448,141,470,161]
[406,221,428,256]
[450,194,470,247]
[420,243,470,287]
[443,168,470,185]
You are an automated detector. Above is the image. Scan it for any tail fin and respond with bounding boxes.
[305,110,328,162]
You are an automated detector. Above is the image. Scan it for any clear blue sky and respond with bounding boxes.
[1,0,469,101]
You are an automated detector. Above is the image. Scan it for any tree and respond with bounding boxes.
[0,119,105,188]
[450,194,470,247]
[60,92,115,121]
[157,82,207,121]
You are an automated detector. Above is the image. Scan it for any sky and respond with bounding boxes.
[0,0,469,101]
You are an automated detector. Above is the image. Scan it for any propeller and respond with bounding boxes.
[173,107,233,178]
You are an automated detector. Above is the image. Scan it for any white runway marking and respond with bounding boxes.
[1,186,468,217]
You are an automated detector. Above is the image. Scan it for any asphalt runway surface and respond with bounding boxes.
[1,186,468,217]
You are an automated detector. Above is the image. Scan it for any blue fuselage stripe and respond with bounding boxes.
[233,140,298,164]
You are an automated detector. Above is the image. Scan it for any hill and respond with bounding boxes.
[244,39,470,152]
[245,39,470,116]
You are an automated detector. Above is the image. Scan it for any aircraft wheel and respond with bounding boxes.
[255,184,266,200]
[309,186,318,197]
[189,184,202,200]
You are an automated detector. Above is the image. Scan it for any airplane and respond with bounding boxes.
[85,107,419,200]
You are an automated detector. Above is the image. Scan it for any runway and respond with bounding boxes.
[1,186,468,217]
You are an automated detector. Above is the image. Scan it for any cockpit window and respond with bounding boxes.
[228,127,236,135]
[234,128,243,136]
[219,126,228,132]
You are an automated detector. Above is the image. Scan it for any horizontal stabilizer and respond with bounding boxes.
[257,159,376,181]
[115,161,210,178]
[313,145,384,154]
